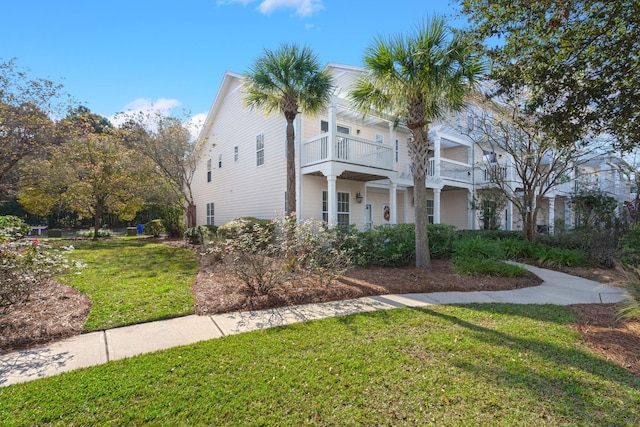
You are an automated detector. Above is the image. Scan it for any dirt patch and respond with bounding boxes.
[0,280,91,354]
[570,304,640,376]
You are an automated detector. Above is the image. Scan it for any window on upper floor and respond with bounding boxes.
[320,120,350,135]
[256,133,265,166]
[234,146,239,162]
[218,154,222,168]
[206,202,214,226]
[375,133,384,144]
[467,107,475,131]
[483,150,497,163]
[395,139,399,163]
[206,159,212,182]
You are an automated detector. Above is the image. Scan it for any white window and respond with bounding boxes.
[375,133,384,144]
[395,139,399,163]
[322,191,350,226]
[320,120,350,135]
[234,146,239,162]
[218,154,222,168]
[467,107,474,131]
[206,159,212,183]
[256,134,265,166]
[426,199,434,224]
[206,202,214,225]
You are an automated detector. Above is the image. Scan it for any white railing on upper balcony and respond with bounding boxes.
[427,158,472,182]
[302,133,394,170]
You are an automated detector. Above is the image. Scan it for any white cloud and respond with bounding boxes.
[110,98,182,127]
[185,113,207,140]
[218,0,324,17]
[110,98,205,139]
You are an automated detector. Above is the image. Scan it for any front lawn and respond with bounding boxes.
[58,239,199,331]
[1,304,638,426]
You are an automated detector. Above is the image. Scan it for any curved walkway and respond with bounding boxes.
[0,263,628,387]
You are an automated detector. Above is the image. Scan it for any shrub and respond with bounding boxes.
[290,219,353,286]
[76,228,114,238]
[0,216,32,241]
[500,238,545,260]
[618,265,640,321]
[356,224,415,267]
[184,225,212,246]
[452,236,504,260]
[143,219,165,237]
[224,222,287,295]
[455,229,523,241]
[0,239,82,314]
[427,224,457,259]
[160,206,186,238]
[537,246,589,267]
[453,257,528,277]
[217,217,274,240]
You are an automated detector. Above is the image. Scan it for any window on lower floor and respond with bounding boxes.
[426,199,434,224]
[322,191,350,226]
[206,202,214,225]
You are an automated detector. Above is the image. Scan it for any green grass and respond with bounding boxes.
[58,239,199,331]
[1,305,638,426]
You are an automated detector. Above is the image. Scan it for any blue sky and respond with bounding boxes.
[2,0,466,128]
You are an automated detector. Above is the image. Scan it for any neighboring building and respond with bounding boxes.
[192,63,632,233]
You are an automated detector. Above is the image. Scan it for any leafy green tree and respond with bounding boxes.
[243,44,334,217]
[461,0,640,149]
[0,59,69,197]
[349,17,484,268]
[118,114,204,229]
[18,110,148,240]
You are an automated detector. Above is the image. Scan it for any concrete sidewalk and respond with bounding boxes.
[0,263,628,387]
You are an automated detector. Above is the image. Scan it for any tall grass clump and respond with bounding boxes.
[452,236,527,277]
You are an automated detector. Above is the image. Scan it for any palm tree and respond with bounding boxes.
[349,17,485,268]
[244,43,334,218]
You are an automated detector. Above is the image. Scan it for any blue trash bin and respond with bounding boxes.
[137,224,144,235]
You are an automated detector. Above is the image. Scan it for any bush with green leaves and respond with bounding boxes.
[452,236,504,260]
[289,219,353,286]
[76,228,114,238]
[455,229,523,241]
[536,246,589,267]
[143,219,165,237]
[217,217,274,240]
[500,238,545,260]
[1,237,82,314]
[356,224,415,267]
[0,215,32,241]
[223,222,287,295]
[453,257,528,277]
[184,225,213,246]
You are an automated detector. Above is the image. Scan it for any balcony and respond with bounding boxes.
[427,158,473,183]
[302,133,394,171]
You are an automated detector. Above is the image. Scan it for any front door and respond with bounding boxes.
[365,203,373,230]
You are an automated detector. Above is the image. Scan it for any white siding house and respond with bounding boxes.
[193,64,633,233]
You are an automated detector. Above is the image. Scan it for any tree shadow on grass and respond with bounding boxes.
[412,304,640,388]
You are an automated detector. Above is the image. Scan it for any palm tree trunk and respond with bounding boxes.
[409,129,432,269]
[285,116,296,217]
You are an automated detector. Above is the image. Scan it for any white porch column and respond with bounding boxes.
[295,114,303,221]
[433,135,441,178]
[403,189,409,223]
[548,197,555,235]
[468,189,475,229]
[327,104,336,160]
[327,175,337,227]
[507,200,513,231]
[389,122,397,164]
[389,181,397,224]
[433,187,441,224]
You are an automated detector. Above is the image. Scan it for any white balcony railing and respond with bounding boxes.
[427,158,472,182]
[302,133,394,170]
